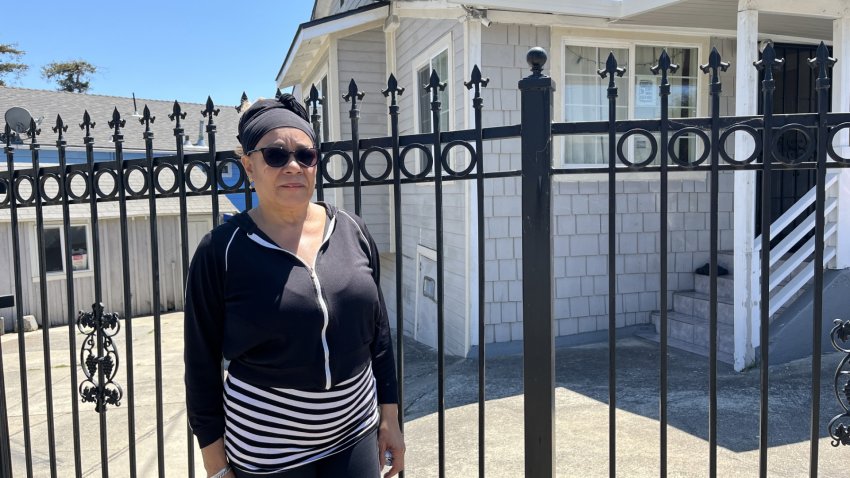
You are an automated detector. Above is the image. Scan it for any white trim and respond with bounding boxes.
[619,0,689,19]
[410,32,455,179]
[551,30,708,178]
[386,18,398,254]
[413,245,438,345]
[445,0,620,18]
[738,0,850,19]
[465,19,481,350]
[833,15,850,269]
[328,36,345,209]
[733,8,759,372]
[277,6,389,87]
[30,222,93,281]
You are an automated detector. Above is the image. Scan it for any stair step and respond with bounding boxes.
[672,291,734,325]
[693,274,734,299]
[636,322,735,365]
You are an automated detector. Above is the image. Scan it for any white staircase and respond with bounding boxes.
[650,173,840,363]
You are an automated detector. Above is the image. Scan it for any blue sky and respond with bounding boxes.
[0,0,314,105]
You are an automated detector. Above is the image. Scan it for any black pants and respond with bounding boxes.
[232,429,380,478]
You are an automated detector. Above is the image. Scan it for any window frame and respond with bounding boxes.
[32,222,93,281]
[556,36,705,170]
[410,33,454,178]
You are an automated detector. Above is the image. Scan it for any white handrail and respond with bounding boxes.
[753,173,840,318]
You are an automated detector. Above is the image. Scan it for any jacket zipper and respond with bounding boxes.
[246,216,336,390]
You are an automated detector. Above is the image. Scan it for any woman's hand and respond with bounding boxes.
[377,404,405,478]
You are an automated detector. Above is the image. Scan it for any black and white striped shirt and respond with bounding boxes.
[223,362,380,472]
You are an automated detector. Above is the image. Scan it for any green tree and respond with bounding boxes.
[41,60,97,93]
[0,44,29,87]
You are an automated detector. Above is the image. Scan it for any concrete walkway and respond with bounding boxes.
[1,313,847,477]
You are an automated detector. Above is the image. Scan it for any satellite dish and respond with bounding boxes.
[4,107,33,134]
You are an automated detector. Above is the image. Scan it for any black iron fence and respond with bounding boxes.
[0,42,849,478]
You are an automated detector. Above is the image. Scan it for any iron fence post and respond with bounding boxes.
[518,46,555,478]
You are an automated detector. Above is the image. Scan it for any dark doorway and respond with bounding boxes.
[755,43,831,242]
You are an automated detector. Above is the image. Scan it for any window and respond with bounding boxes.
[41,225,90,274]
[417,49,450,134]
[561,43,700,166]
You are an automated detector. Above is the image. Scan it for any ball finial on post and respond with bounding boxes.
[527,47,548,77]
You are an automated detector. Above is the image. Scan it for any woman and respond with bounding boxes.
[184,95,405,478]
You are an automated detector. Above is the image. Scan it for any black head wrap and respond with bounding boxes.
[237,94,317,153]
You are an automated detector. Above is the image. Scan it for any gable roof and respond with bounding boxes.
[0,87,242,153]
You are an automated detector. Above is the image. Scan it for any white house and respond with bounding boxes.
[277,0,850,370]
[0,89,242,330]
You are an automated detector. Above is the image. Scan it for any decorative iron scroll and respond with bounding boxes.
[829,319,850,446]
[77,302,122,413]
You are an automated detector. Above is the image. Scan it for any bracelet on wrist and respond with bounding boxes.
[210,465,231,478]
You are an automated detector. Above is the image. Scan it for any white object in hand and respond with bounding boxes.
[384,450,393,467]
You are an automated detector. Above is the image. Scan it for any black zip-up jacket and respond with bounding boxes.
[184,204,398,448]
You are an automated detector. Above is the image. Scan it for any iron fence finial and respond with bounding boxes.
[307,84,322,110]
[108,107,125,134]
[27,118,41,143]
[343,78,365,103]
[700,47,730,83]
[79,110,95,138]
[526,47,547,77]
[598,52,626,90]
[140,105,155,132]
[275,88,283,100]
[383,74,405,103]
[53,115,68,141]
[754,42,784,82]
[202,97,220,121]
[808,41,837,88]
[464,65,490,92]
[169,101,187,127]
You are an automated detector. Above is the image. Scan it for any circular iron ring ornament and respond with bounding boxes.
[360,147,392,183]
[153,163,179,195]
[216,158,245,192]
[13,175,36,206]
[123,165,150,198]
[38,173,62,203]
[185,160,212,192]
[668,127,710,167]
[617,129,658,168]
[94,169,119,200]
[718,125,762,165]
[441,141,478,177]
[827,122,850,164]
[833,354,850,410]
[0,178,9,207]
[321,151,354,185]
[771,124,815,165]
[399,144,434,179]
[65,170,90,201]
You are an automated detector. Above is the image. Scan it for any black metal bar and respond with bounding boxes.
[0,317,9,478]
[755,43,783,478]
[54,115,84,478]
[168,102,195,476]
[808,41,835,477]
[343,79,364,216]
[700,47,729,478]
[599,51,624,478]
[651,50,678,477]
[202,98,221,226]
[308,85,324,203]
[425,67,448,478]
[79,109,110,478]
[140,106,166,478]
[4,122,33,478]
[518,47,555,478]
[382,73,405,478]
[464,65,489,478]
[27,117,59,478]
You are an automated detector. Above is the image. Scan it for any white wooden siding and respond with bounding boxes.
[0,215,210,331]
[385,18,469,357]
[335,29,392,252]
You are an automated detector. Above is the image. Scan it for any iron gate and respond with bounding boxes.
[0,43,849,478]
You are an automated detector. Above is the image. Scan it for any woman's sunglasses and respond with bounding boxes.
[247,147,320,168]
